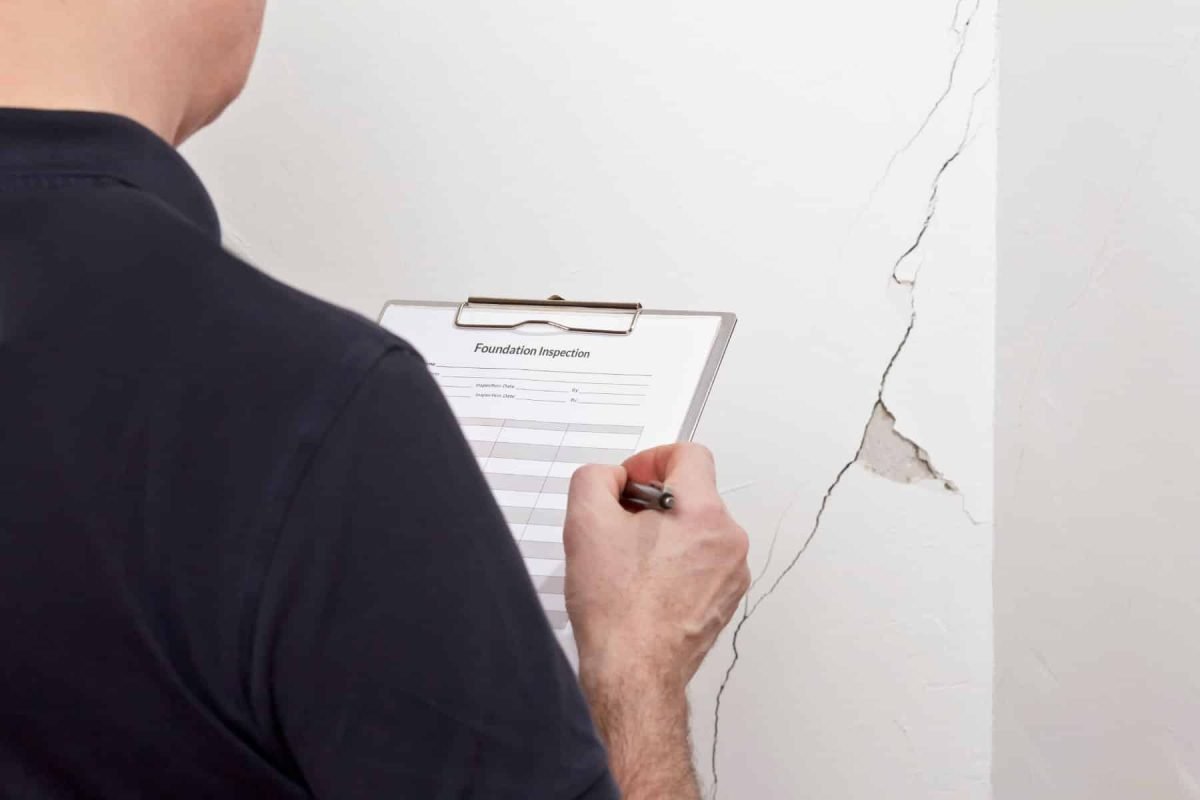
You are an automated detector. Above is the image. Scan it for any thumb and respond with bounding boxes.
[567,463,628,512]
[565,464,629,560]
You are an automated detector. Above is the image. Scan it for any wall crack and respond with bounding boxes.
[883,0,983,186]
[707,46,995,800]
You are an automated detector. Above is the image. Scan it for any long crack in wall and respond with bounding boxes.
[877,0,982,193]
[706,12,994,796]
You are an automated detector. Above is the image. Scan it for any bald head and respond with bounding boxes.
[0,0,268,145]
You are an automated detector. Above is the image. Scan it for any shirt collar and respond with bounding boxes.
[0,108,220,239]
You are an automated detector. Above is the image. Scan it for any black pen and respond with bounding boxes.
[621,481,676,511]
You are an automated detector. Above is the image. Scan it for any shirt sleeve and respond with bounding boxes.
[252,347,619,800]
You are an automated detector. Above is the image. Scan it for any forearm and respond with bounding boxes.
[581,670,701,800]
[565,444,750,798]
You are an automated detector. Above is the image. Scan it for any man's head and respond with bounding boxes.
[0,0,268,145]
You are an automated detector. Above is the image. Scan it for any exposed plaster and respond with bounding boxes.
[859,401,955,488]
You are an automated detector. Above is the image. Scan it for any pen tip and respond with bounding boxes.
[662,495,676,510]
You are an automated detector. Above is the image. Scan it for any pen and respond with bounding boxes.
[621,481,676,511]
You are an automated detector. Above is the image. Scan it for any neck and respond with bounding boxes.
[0,3,189,145]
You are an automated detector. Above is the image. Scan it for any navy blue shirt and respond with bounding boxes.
[0,109,617,799]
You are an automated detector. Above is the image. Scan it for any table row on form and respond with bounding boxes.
[459,417,646,631]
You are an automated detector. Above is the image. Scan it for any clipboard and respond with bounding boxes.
[377,295,735,640]
[379,296,736,442]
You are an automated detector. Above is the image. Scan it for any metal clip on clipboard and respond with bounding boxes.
[453,296,644,336]
[378,296,737,443]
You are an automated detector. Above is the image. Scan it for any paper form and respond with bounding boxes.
[379,304,728,650]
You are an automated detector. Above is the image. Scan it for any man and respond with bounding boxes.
[0,2,750,798]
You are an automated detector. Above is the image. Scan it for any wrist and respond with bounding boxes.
[577,638,688,706]
[579,657,698,800]
[579,661,688,714]
[579,652,690,755]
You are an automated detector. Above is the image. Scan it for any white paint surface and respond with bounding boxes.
[184,2,996,796]
[997,2,1200,797]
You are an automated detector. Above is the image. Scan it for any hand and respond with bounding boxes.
[564,443,751,696]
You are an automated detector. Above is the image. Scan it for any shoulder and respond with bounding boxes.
[5,181,445,486]
[18,182,417,389]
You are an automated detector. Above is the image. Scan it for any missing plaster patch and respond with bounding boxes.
[857,401,956,490]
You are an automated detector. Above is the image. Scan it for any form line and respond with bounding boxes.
[440,375,649,387]
[577,401,642,407]
[578,392,647,397]
[446,382,571,393]
[434,364,652,378]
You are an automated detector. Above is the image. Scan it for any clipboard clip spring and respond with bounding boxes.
[454,296,644,336]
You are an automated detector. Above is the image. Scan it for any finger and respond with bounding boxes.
[567,463,628,510]
[623,443,717,495]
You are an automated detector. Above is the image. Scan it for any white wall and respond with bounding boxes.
[996,2,1200,797]
[185,3,996,797]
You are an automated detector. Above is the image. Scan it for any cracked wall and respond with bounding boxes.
[185,1,997,797]
[691,0,996,793]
